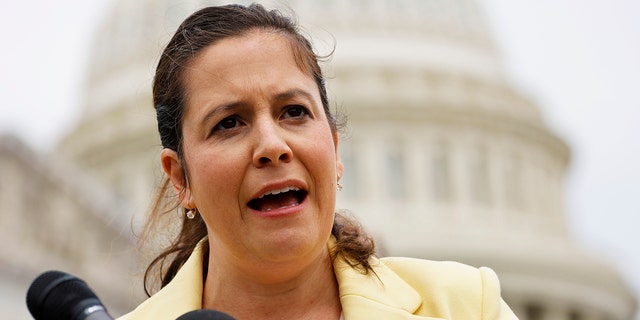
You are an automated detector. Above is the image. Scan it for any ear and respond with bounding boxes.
[333,132,344,181]
[161,148,193,208]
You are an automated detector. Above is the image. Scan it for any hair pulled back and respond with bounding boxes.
[144,3,375,296]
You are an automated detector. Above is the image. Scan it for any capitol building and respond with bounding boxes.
[0,0,636,319]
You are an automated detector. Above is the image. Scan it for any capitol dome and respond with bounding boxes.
[57,0,637,319]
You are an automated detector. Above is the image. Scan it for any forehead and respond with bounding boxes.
[180,30,322,114]
[183,30,313,85]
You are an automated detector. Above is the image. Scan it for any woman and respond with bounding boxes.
[120,4,518,320]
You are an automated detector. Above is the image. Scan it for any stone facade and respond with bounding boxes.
[0,135,140,317]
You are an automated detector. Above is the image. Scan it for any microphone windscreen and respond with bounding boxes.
[26,270,102,320]
[176,309,236,320]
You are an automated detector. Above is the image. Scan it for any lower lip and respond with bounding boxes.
[249,196,307,218]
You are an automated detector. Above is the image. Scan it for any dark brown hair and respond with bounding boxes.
[144,3,375,296]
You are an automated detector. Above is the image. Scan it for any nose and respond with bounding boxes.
[252,119,293,167]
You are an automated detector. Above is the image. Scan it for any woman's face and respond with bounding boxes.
[162,31,343,271]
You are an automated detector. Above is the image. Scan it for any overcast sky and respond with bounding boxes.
[1,0,638,315]
[481,0,640,304]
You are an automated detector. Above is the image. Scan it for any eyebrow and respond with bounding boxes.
[200,101,244,128]
[273,88,316,104]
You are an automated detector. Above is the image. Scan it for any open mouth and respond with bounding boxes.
[248,186,308,212]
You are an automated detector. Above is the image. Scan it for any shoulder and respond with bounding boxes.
[377,257,516,319]
[379,256,501,291]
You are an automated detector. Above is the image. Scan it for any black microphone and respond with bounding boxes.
[176,309,236,320]
[26,270,113,320]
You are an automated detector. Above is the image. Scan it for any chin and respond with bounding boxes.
[256,229,326,262]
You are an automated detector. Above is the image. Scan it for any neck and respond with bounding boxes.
[202,244,341,320]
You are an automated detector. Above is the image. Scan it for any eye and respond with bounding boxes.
[282,105,309,119]
[213,116,242,132]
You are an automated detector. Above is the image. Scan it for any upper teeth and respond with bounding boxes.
[258,186,300,199]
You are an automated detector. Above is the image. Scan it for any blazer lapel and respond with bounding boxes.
[332,249,444,319]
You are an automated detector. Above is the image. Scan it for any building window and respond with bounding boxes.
[504,153,524,209]
[524,304,544,320]
[385,139,405,200]
[470,145,491,205]
[431,141,453,202]
[569,310,582,320]
[339,142,359,199]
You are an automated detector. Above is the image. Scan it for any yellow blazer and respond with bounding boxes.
[118,239,518,319]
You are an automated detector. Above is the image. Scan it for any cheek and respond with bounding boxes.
[303,130,339,190]
[187,149,245,207]
[311,130,338,171]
